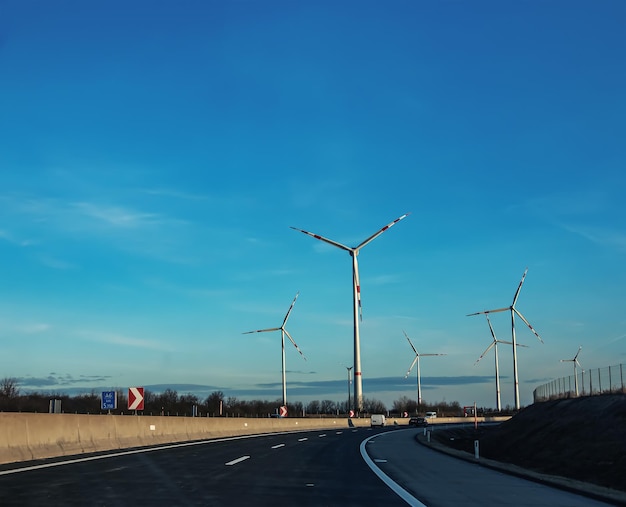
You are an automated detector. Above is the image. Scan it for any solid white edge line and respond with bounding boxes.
[360,433,427,507]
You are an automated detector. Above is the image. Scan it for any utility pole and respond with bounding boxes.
[346,366,353,414]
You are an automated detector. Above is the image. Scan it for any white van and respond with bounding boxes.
[370,414,386,427]
[425,411,437,419]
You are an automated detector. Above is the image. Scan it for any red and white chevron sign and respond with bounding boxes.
[128,387,144,411]
[279,405,288,417]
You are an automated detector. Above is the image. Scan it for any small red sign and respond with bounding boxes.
[279,405,288,417]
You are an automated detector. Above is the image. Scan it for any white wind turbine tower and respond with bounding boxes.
[403,330,446,407]
[243,292,306,408]
[560,346,583,397]
[474,314,528,412]
[467,268,543,410]
[291,214,409,413]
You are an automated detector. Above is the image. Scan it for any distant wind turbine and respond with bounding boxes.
[403,330,446,407]
[291,213,409,412]
[243,292,306,407]
[474,314,528,412]
[467,268,543,410]
[560,346,583,397]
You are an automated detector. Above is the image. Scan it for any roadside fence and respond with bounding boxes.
[533,363,626,402]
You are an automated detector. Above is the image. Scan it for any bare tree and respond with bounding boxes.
[0,377,20,398]
[307,400,321,414]
[392,395,418,415]
[320,400,336,414]
[0,378,21,411]
[363,397,386,414]
[206,391,225,416]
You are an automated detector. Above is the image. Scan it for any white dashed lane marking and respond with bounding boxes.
[225,456,250,466]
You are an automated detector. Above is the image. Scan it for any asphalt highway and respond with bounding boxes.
[0,427,400,506]
[0,425,619,506]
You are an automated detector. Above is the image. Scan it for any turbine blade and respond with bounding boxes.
[405,356,418,378]
[290,226,352,252]
[474,342,495,365]
[574,346,582,360]
[486,314,497,342]
[284,329,306,361]
[513,308,543,343]
[282,292,299,327]
[467,307,510,317]
[420,353,446,357]
[356,213,410,250]
[354,254,362,321]
[512,267,529,307]
[497,340,529,348]
[243,327,281,334]
[403,330,418,355]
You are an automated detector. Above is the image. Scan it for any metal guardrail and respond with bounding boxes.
[533,363,626,402]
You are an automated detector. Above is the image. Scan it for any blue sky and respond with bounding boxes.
[1,1,624,411]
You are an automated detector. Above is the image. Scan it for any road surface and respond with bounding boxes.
[0,425,619,506]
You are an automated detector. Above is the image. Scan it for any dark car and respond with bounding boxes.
[408,416,428,427]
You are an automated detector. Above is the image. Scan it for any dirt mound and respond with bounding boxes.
[434,394,626,492]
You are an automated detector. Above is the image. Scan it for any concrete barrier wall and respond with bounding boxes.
[0,413,509,465]
[0,413,384,465]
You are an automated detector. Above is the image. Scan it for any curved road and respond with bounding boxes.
[363,428,616,507]
[0,426,618,506]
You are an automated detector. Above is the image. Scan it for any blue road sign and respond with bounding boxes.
[101,391,117,410]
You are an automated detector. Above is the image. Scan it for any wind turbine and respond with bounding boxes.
[560,346,583,397]
[474,314,528,412]
[243,292,306,408]
[403,330,446,407]
[291,213,409,412]
[467,268,543,410]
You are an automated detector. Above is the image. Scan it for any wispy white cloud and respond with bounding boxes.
[14,323,51,334]
[1,193,186,232]
[71,202,164,228]
[80,330,173,352]
[368,274,402,286]
[0,228,36,247]
[0,192,202,264]
[561,224,626,253]
[522,190,626,253]
[37,255,77,270]
[141,187,208,201]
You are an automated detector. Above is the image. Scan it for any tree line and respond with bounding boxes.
[0,377,497,417]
